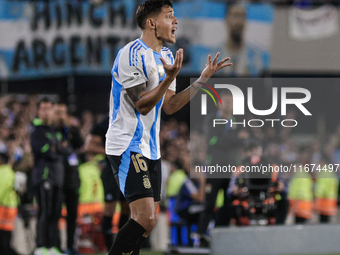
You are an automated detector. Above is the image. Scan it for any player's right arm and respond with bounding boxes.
[125,49,183,116]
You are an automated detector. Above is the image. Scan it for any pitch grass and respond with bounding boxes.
[95,252,163,255]
[94,252,340,255]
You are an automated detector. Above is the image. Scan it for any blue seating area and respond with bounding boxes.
[167,197,198,247]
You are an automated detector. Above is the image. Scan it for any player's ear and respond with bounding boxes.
[146,18,156,30]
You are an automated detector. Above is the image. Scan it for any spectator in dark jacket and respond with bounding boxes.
[30,98,65,255]
[197,91,249,247]
[53,103,83,255]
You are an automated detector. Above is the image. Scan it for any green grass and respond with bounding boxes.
[93,252,340,255]
[94,252,162,255]
[140,252,163,255]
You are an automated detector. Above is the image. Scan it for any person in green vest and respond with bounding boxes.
[288,168,314,224]
[315,157,339,223]
[166,167,187,199]
[288,146,314,224]
[78,154,105,206]
[0,153,19,255]
[77,155,105,253]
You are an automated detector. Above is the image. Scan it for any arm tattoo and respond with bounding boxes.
[126,83,146,103]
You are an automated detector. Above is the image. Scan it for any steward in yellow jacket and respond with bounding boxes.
[0,156,19,255]
[288,167,313,224]
[315,159,339,223]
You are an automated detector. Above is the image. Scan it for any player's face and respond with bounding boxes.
[154,6,178,44]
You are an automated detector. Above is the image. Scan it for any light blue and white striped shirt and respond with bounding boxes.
[105,38,176,160]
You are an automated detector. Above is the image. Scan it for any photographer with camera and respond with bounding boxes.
[53,103,84,255]
[225,141,287,226]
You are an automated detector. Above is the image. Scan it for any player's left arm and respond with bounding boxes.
[162,52,232,115]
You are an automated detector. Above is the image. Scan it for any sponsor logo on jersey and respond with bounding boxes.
[158,65,165,78]
[150,67,157,77]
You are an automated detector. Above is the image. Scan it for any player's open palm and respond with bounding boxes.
[201,52,233,79]
[159,48,183,80]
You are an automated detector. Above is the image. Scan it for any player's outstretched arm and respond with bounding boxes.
[126,49,183,116]
[163,52,232,115]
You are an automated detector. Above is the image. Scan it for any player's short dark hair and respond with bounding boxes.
[136,0,173,29]
[37,97,52,109]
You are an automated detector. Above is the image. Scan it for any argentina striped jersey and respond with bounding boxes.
[105,38,176,160]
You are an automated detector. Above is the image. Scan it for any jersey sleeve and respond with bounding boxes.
[118,48,148,89]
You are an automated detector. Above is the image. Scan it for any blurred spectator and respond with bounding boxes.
[263,126,279,147]
[53,103,84,255]
[6,98,21,118]
[77,154,105,254]
[84,116,129,251]
[9,120,34,228]
[310,139,322,165]
[0,123,9,153]
[175,153,205,230]
[225,141,287,226]
[219,3,267,76]
[197,91,248,247]
[162,121,190,198]
[80,111,94,141]
[0,153,19,255]
[314,157,339,223]
[166,165,187,200]
[278,136,298,165]
[27,95,38,124]
[30,98,65,255]
[323,135,340,165]
[288,146,314,224]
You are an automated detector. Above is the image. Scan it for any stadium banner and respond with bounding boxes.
[289,5,339,41]
[0,0,274,80]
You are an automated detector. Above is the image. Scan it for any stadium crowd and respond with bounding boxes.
[0,94,339,254]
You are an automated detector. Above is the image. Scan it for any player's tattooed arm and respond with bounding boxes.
[126,83,147,103]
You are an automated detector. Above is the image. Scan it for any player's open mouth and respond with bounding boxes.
[171,28,177,37]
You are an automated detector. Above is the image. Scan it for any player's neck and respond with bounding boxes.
[140,32,164,53]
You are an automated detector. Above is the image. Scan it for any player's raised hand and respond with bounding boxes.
[159,48,183,80]
[201,52,232,79]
